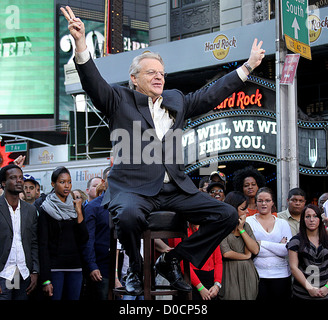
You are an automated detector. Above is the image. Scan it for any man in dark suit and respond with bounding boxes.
[81,167,111,300]
[0,164,39,300]
[61,6,265,296]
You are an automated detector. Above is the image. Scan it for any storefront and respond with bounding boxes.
[182,76,328,203]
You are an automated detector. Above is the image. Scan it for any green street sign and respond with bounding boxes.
[281,0,311,59]
[5,142,27,153]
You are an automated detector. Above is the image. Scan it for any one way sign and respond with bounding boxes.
[280,54,300,85]
[281,0,311,60]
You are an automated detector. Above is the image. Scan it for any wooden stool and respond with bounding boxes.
[108,211,192,300]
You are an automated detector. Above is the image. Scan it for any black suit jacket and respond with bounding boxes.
[75,57,244,203]
[0,195,39,275]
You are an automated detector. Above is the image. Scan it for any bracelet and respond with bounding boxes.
[325,284,328,289]
[243,62,253,74]
[197,285,205,292]
[42,280,51,286]
[214,281,222,289]
[239,229,246,235]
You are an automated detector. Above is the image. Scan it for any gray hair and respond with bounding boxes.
[128,51,165,90]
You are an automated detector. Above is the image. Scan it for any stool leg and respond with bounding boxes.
[143,230,152,300]
[181,232,192,300]
[182,259,192,300]
[108,230,117,300]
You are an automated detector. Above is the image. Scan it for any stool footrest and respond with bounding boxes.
[113,286,181,297]
[113,287,126,295]
[150,289,179,296]
[153,285,175,290]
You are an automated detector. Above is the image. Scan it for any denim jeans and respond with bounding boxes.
[0,275,30,300]
[51,271,83,300]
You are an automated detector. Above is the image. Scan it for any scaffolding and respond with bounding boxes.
[71,93,111,160]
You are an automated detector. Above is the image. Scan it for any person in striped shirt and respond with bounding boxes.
[287,204,328,300]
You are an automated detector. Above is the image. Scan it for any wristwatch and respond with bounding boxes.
[243,62,254,74]
[214,281,222,289]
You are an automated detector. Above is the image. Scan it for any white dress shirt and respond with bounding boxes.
[0,200,29,280]
[148,96,173,182]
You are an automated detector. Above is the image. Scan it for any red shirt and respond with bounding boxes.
[169,226,223,287]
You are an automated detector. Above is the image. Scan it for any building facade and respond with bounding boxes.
[65,0,328,208]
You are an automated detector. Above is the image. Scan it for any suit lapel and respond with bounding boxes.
[0,195,13,231]
[20,200,27,237]
[162,91,183,129]
[133,91,155,128]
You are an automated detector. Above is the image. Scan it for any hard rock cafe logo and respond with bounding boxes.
[308,14,328,42]
[204,34,237,60]
[38,150,54,164]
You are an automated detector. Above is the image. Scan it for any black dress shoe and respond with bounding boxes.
[154,253,192,292]
[125,269,143,296]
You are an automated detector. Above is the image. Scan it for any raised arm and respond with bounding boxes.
[61,6,121,117]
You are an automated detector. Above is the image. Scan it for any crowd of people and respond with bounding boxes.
[1,160,328,301]
[194,168,328,301]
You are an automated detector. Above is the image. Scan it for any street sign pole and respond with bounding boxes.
[276,0,301,211]
[276,0,287,211]
[288,77,299,190]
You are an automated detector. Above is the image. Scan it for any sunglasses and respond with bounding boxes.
[210,189,224,194]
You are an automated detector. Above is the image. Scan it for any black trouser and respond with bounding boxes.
[257,276,292,300]
[108,181,238,273]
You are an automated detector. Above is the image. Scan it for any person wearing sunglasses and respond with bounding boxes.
[207,182,226,202]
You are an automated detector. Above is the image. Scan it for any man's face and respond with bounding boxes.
[86,177,102,201]
[2,168,24,195]
[287,195,306,216]
[209,186,225,201]
[23,181,37,203]
[131,58,165,102]
[35,184,40,199]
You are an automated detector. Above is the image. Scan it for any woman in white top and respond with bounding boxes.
[246,187,292,300]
